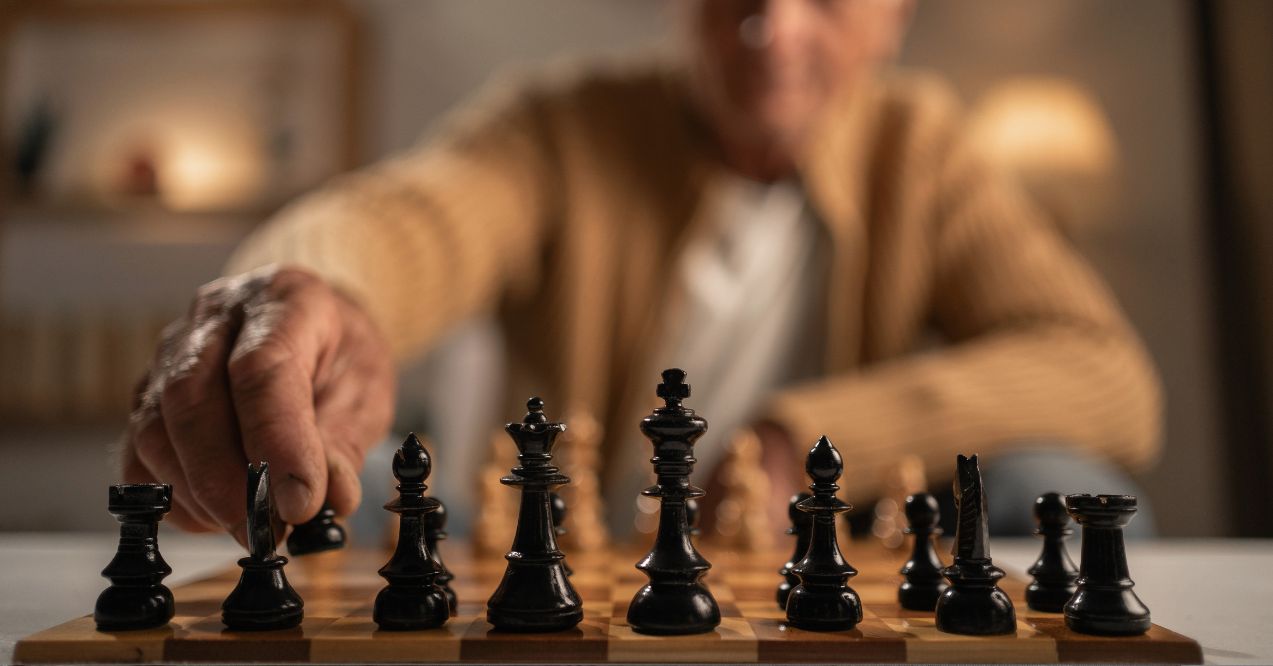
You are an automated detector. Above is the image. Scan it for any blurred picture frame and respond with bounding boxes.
[0,0,362,215]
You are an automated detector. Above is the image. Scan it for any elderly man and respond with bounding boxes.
[120,0,1161,542]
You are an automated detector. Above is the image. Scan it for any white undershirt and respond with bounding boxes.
[607,176,826,535]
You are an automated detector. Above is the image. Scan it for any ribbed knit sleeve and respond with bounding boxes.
[224,79,560,361]
[767,133,1163,505]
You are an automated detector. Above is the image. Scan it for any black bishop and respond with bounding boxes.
[785,436,861,631]
[373,434,450,630]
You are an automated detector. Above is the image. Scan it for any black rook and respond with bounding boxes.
[1064,494,1151,636]
[94,484,175,631]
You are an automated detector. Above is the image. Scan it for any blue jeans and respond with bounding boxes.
[934,447,1156,539]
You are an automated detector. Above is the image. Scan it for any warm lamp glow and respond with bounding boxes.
[162,133,265,212]
[970,79,1116,176]
[968,79,1118,231]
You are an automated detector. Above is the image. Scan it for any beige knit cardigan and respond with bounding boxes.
[226,63,1162,504]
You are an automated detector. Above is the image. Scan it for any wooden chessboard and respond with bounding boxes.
[14,544,1201,664]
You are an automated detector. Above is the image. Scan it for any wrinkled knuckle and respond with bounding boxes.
[194,277,232,304]
[157,318,192,355]
[158,372,206,423]
[227,341,293,393]
[128,395,163,432]
[258,266,321,299]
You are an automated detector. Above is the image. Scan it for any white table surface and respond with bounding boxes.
[1,533,1269,665]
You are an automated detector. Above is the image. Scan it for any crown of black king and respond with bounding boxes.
[504,397,568,484]
[640,369,708,495]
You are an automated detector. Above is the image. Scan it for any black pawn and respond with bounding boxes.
[222,463,305,630]
[425,499,458,615]
[549,492,573,576]
[685,497,702,537]
[1064,494,1151,635]
[287,503,346,556]
[776,492,813,610]
[486,398,583,632]
[94,484,175,631]
[374,434,450,630]
[898,492,948,611]
[785,436,862,632]
[628,369,721,635]
[935,454,1016,635]
[1026,492,1079,612]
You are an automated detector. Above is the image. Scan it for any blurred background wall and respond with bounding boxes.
[1,0,1267,537]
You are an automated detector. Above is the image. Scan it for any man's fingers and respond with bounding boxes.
[323,448,362,518]
[126,418,219,532]
[228,294,329,525]
[311,293,395,517]
[314,367,391,517]
[160,314,251,533]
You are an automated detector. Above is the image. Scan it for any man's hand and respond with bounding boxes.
[120,266,395,541]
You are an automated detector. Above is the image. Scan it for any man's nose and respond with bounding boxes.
[739,0,815,56]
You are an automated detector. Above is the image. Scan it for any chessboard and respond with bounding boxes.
[14,543,1200,664]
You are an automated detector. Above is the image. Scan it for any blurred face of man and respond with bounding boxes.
[688,0,911,177]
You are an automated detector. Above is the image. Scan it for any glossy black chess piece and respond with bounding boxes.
[1064,494,1151,636]
[374,434,450,630]
[222,463,305,630]
[776,492,813,610]
[286,503,346,556]
[486,398,583,632]
[785,436,862,631]
[426,499,458,615]
[685,497,703,537]
[628,369,721,636]
[898,492,947,611]
[1026,492,1079,612]
[935,454,1016,635]
[549,492,573,576]
[94,484,175,631]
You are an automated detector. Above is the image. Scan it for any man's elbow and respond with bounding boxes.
[1109,334,1165,472]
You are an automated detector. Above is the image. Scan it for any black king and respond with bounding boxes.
[485,397,583,631]
[627,368,721,635]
